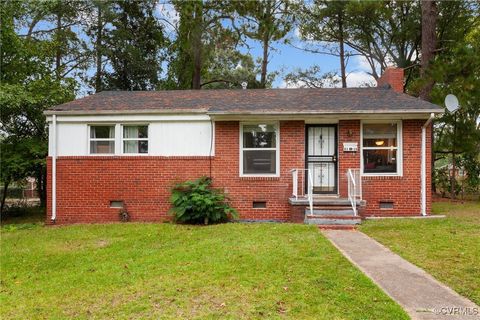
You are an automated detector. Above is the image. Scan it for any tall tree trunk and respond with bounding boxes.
[1,180,10,215]
[192,39,202,89]
[121,9,129,90]
[260,33,269,89]
[55,11,62,80]
[95,5,103,93]
[419,0,437,101]
[338,14,347,88]
[420,0,438,196]
[191,2,203,90]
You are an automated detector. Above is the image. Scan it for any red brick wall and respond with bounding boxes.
[377,68,404,93]
[47,119,431,224]
[337,119,432,216]
[47,121,305,224]
[46,156,211,224]
[338,120,361,198]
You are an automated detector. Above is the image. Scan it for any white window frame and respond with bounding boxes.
[239,122,280,177]
[360,120,403,177]
[88,124,116,155]
[121,124,150,155]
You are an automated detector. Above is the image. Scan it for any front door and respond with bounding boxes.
[306,125,338,194]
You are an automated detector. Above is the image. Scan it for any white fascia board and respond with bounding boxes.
[46,114,212,123]
[209,112,440,121]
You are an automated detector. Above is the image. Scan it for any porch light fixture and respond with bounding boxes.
[375,140,385,146]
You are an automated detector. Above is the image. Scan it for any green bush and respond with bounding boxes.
[169,177,238,225]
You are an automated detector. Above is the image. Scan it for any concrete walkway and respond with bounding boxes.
[322,230,480,320]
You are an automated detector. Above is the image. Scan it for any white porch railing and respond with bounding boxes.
[347,169,362,216]
[290,169,313,214]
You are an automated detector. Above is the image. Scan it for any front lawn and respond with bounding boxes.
[360,200,480,305]
[1,223,407,319]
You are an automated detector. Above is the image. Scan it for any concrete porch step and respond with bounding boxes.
[317,224,357,230]
[306,209,355,216]
[305,217,362,225]
[289,197,366,207]
[305,214,360,220]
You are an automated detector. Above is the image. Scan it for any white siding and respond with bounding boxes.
[49,123,88,156]
[48,117,213,156]
[150,121,212,156]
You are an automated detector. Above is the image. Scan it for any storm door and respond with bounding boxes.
[306,125,338,194]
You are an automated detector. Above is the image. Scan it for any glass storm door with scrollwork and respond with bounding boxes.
[306,125,338,194]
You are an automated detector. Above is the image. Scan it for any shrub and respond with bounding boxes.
[169,177,238,225]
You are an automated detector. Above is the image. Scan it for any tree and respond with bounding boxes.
[103,0,165,90]
[298,1,351,88]
[284,66,340,88]
[84,0,114,93]
[161,0,239,89]
[428,26,480,197]
[236,0,295,88]
[1,0,76,208]
[201,48,264,89]
[419,0,437,101]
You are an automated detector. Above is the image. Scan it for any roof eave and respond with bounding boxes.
[207,109,443,115]
[43,109,209,116]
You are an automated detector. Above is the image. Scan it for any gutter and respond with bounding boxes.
[43,108,443,117]
[207,109,443,116]
[43,109,208,116]
[51,114,57,223]
[421,113,435,216]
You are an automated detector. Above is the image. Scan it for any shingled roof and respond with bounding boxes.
[46,87,442,115]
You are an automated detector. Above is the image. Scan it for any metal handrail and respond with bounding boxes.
[307,170,313,214]
[291,168,313,214]
[347,169,361,216]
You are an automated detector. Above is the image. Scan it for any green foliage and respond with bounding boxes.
[426,25,480,191]
[459,154,480,195]
[284,66,341,88]
[0,1,76,209]
[103,0,165,90]
[235,0,295,87]
[169,177,237,225]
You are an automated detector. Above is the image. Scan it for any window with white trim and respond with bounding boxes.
[241,123,279,176]
[362,121,402,175]
[90,125,115,154]
[122,125,148,154]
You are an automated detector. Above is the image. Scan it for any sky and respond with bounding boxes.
[155,2,377,89]
[242,36,376,88]
[19,2,377,96]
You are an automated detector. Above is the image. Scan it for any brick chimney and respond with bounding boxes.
[377,67,404,93]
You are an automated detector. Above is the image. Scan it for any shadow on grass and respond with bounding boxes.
[1,205,45,230]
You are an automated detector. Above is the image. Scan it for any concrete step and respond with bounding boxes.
[317,224,357,230]
[305,217,362,225]
[289,197,366,207]
[306,209,355,216]
[306,214,360,220]
[312,205,353,210]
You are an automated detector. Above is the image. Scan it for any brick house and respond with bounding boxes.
[45,68,442,226]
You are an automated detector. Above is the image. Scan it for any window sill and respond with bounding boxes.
[362,175,403,180]
[239,176,280,181]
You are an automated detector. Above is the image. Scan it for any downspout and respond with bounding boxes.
[421,113,435,216]
[209,117,214,179]
[51,114,57,223]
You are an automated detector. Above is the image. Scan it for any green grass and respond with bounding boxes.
[1,223,408,319]
[360,200,480,305]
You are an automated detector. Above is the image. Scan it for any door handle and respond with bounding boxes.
[332,155,337,162]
